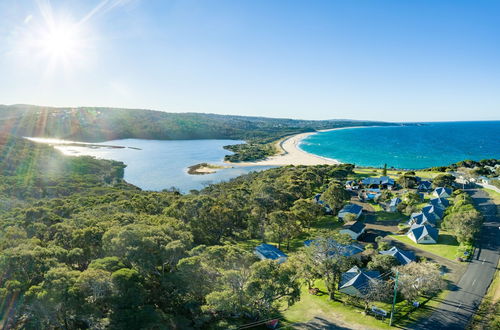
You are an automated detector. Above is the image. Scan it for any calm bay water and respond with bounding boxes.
[50,139,274,192]
[300,121,500,169]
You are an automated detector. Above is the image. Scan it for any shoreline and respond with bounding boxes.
[227,126,366,167]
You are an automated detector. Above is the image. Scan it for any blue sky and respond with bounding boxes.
[0,0,499,121]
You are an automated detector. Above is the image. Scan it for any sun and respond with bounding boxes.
[35,20,86,65]
[40,25,79,58]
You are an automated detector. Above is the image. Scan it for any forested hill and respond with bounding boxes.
[0,104,403,142]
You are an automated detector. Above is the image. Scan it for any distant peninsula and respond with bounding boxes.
[0,104,415,162]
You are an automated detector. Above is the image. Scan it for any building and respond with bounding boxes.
[417,180,433,191]
[408,212,437,227]
[433,187,452,198]
[407,223,439,244]
[304,239,365,258]
[379,246,415,265]
[387,197,402,212]
[345,180,359,190]
[254,244,288,263]
[338,204,363,220]
[430,197,450,210]
[339,266,381,297]
[361,176,395,190]
[339,221,366,240]
[421,204,444,220]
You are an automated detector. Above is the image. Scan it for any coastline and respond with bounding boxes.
[227,126,365,166]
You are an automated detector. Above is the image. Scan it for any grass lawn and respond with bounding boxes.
[389,231,460,260]
[482,188,500,205]
[376,211,403,222]
[283,282,392,329]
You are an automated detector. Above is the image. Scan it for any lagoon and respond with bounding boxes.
[43,138,274,192]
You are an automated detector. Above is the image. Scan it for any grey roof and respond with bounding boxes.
[408,223,439,242]
[254,244,287,260]
[344,221,366,234]
[339,266,381,295]
[340,204,363,215]
[380,247,415,265]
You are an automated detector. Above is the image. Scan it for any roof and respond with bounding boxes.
[254,244,287,260]
[434,187,452,196]
[339,266,381,295]
[343,221,366,234]
[361,176,395,186]
[409,212,436,226]
[340,204,363,215]
[430,197,450,209]
[418,181,432,189]
[304,239,365,257]
[389,197,402,207]
[408,223,439,242]
[422,204,444,219]
[379,247,415,265]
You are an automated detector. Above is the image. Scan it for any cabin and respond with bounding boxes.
[339,266,381,297]
[433,187,452,198]
[417,180,432,191]
[421,204,444,220]
[339,221,366,240]
[408,212,436,227]
[254,244,287,263]
[338,204,363,220]
[407,223,439,244]
[430,197,450,210]
[361,176,395,190]
[379,246,415,265]
[345,180,360,190]
[304,239,365,258]
[386,197,402,212]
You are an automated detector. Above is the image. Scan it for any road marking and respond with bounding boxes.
[482,259,485,264]
[455,303,462,311]
[472,279,477,287]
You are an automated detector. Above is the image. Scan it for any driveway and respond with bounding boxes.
[412,189,500,330]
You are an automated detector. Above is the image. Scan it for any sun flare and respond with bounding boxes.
[39,25,80,58]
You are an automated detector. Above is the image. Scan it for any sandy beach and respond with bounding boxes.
[229,128,347,166]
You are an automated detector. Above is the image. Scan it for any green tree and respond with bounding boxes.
[321,183,350,213]
[432,174,456,188]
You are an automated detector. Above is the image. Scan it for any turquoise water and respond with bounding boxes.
[54,139,274,192]
[300,121,500,169]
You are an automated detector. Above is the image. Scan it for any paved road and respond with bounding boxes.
[414,189,499,330]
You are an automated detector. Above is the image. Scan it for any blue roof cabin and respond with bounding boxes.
[407,223,439,244]
[338,203,363,220]
[433,187,452,198]
[417,180,433,191]
[339,266,381,297]
[304,239,365,258]
[430,197,450,210]
[254,244,288,263]
[379,246,415,265]
[361,176,395,190]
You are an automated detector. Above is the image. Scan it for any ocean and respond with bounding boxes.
[299,121,500,169]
